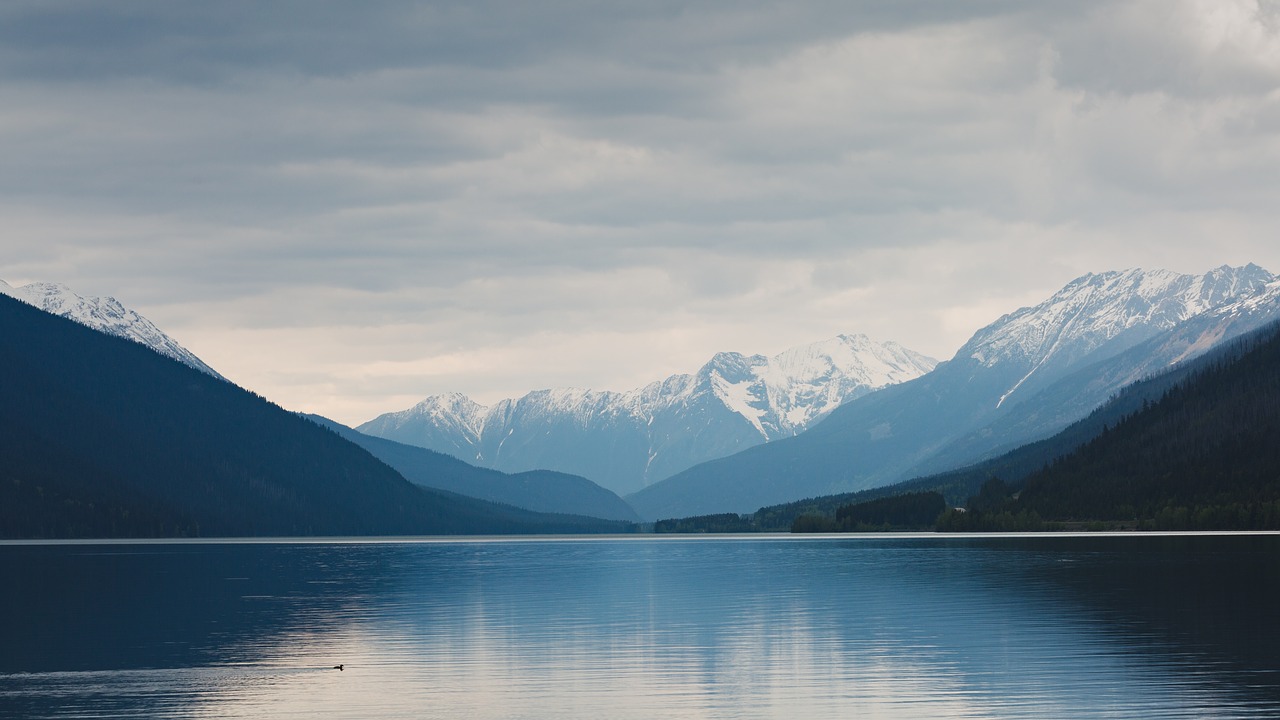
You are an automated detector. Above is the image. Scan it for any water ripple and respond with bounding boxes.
[2,535,1279,718]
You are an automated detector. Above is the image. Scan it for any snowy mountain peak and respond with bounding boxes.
[391,392,488,446]
[661,335,939,437]
[701,334,938,438]
[960,264,1274,407]
[701,351,764,379]
[411,390,481,413]
[0,277,223,380]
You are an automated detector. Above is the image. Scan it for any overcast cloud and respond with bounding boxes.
[3,0,1279,424]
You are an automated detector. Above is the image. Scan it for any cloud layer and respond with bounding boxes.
[3,0,1279,424]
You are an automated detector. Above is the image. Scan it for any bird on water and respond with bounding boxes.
[333,664,344,671]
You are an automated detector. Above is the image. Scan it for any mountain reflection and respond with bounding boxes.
[2,535,1278,719]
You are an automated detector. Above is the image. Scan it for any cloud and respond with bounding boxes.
[2,0,1279,424]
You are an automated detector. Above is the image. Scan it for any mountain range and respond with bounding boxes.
[359,334,937,496]
[628,264,1278,519]
[6,262,1279,535]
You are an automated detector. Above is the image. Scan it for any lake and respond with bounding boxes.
[2,533,1279,719]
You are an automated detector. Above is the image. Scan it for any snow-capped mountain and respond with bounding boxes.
[0,278,223,379]
[905,267,1280,480]
[961,264,1275,408]
[628,264,1278,519]
[359,334,937,496]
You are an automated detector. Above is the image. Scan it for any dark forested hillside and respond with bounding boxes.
[0,295,630,537]
[791,492,947,533]
[1002,326,1280,529]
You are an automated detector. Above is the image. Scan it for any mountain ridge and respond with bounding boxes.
[904,276,1280,480]
[0,278,222,379]
[359,333,937,495]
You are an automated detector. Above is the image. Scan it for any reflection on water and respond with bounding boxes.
[2,535,1279,719]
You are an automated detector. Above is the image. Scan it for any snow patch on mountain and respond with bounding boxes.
[713,374,767,437]
[0,278,223,379]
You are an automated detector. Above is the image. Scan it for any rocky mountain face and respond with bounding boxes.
[627,264,1278,519]
[0,278,222,379]
[359,335,937,496]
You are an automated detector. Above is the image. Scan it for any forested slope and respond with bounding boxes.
[1005,326,1280,527]
[0,295,629,537]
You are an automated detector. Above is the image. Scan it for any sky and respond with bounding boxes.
[2,0,1279,426]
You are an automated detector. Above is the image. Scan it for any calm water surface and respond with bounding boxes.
[2,534,1279,719]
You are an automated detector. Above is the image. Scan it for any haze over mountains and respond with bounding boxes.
[359,335,936,496]
[306,415,640,523]
[628,264,1279,519]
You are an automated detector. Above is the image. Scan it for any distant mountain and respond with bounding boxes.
[628,264,1277,519]
[0,277,222,379]
[0,294,630,538]
[359,334,936,496]
[306,415,640,522]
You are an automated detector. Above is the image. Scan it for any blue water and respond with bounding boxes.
[2,534,1279,719]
